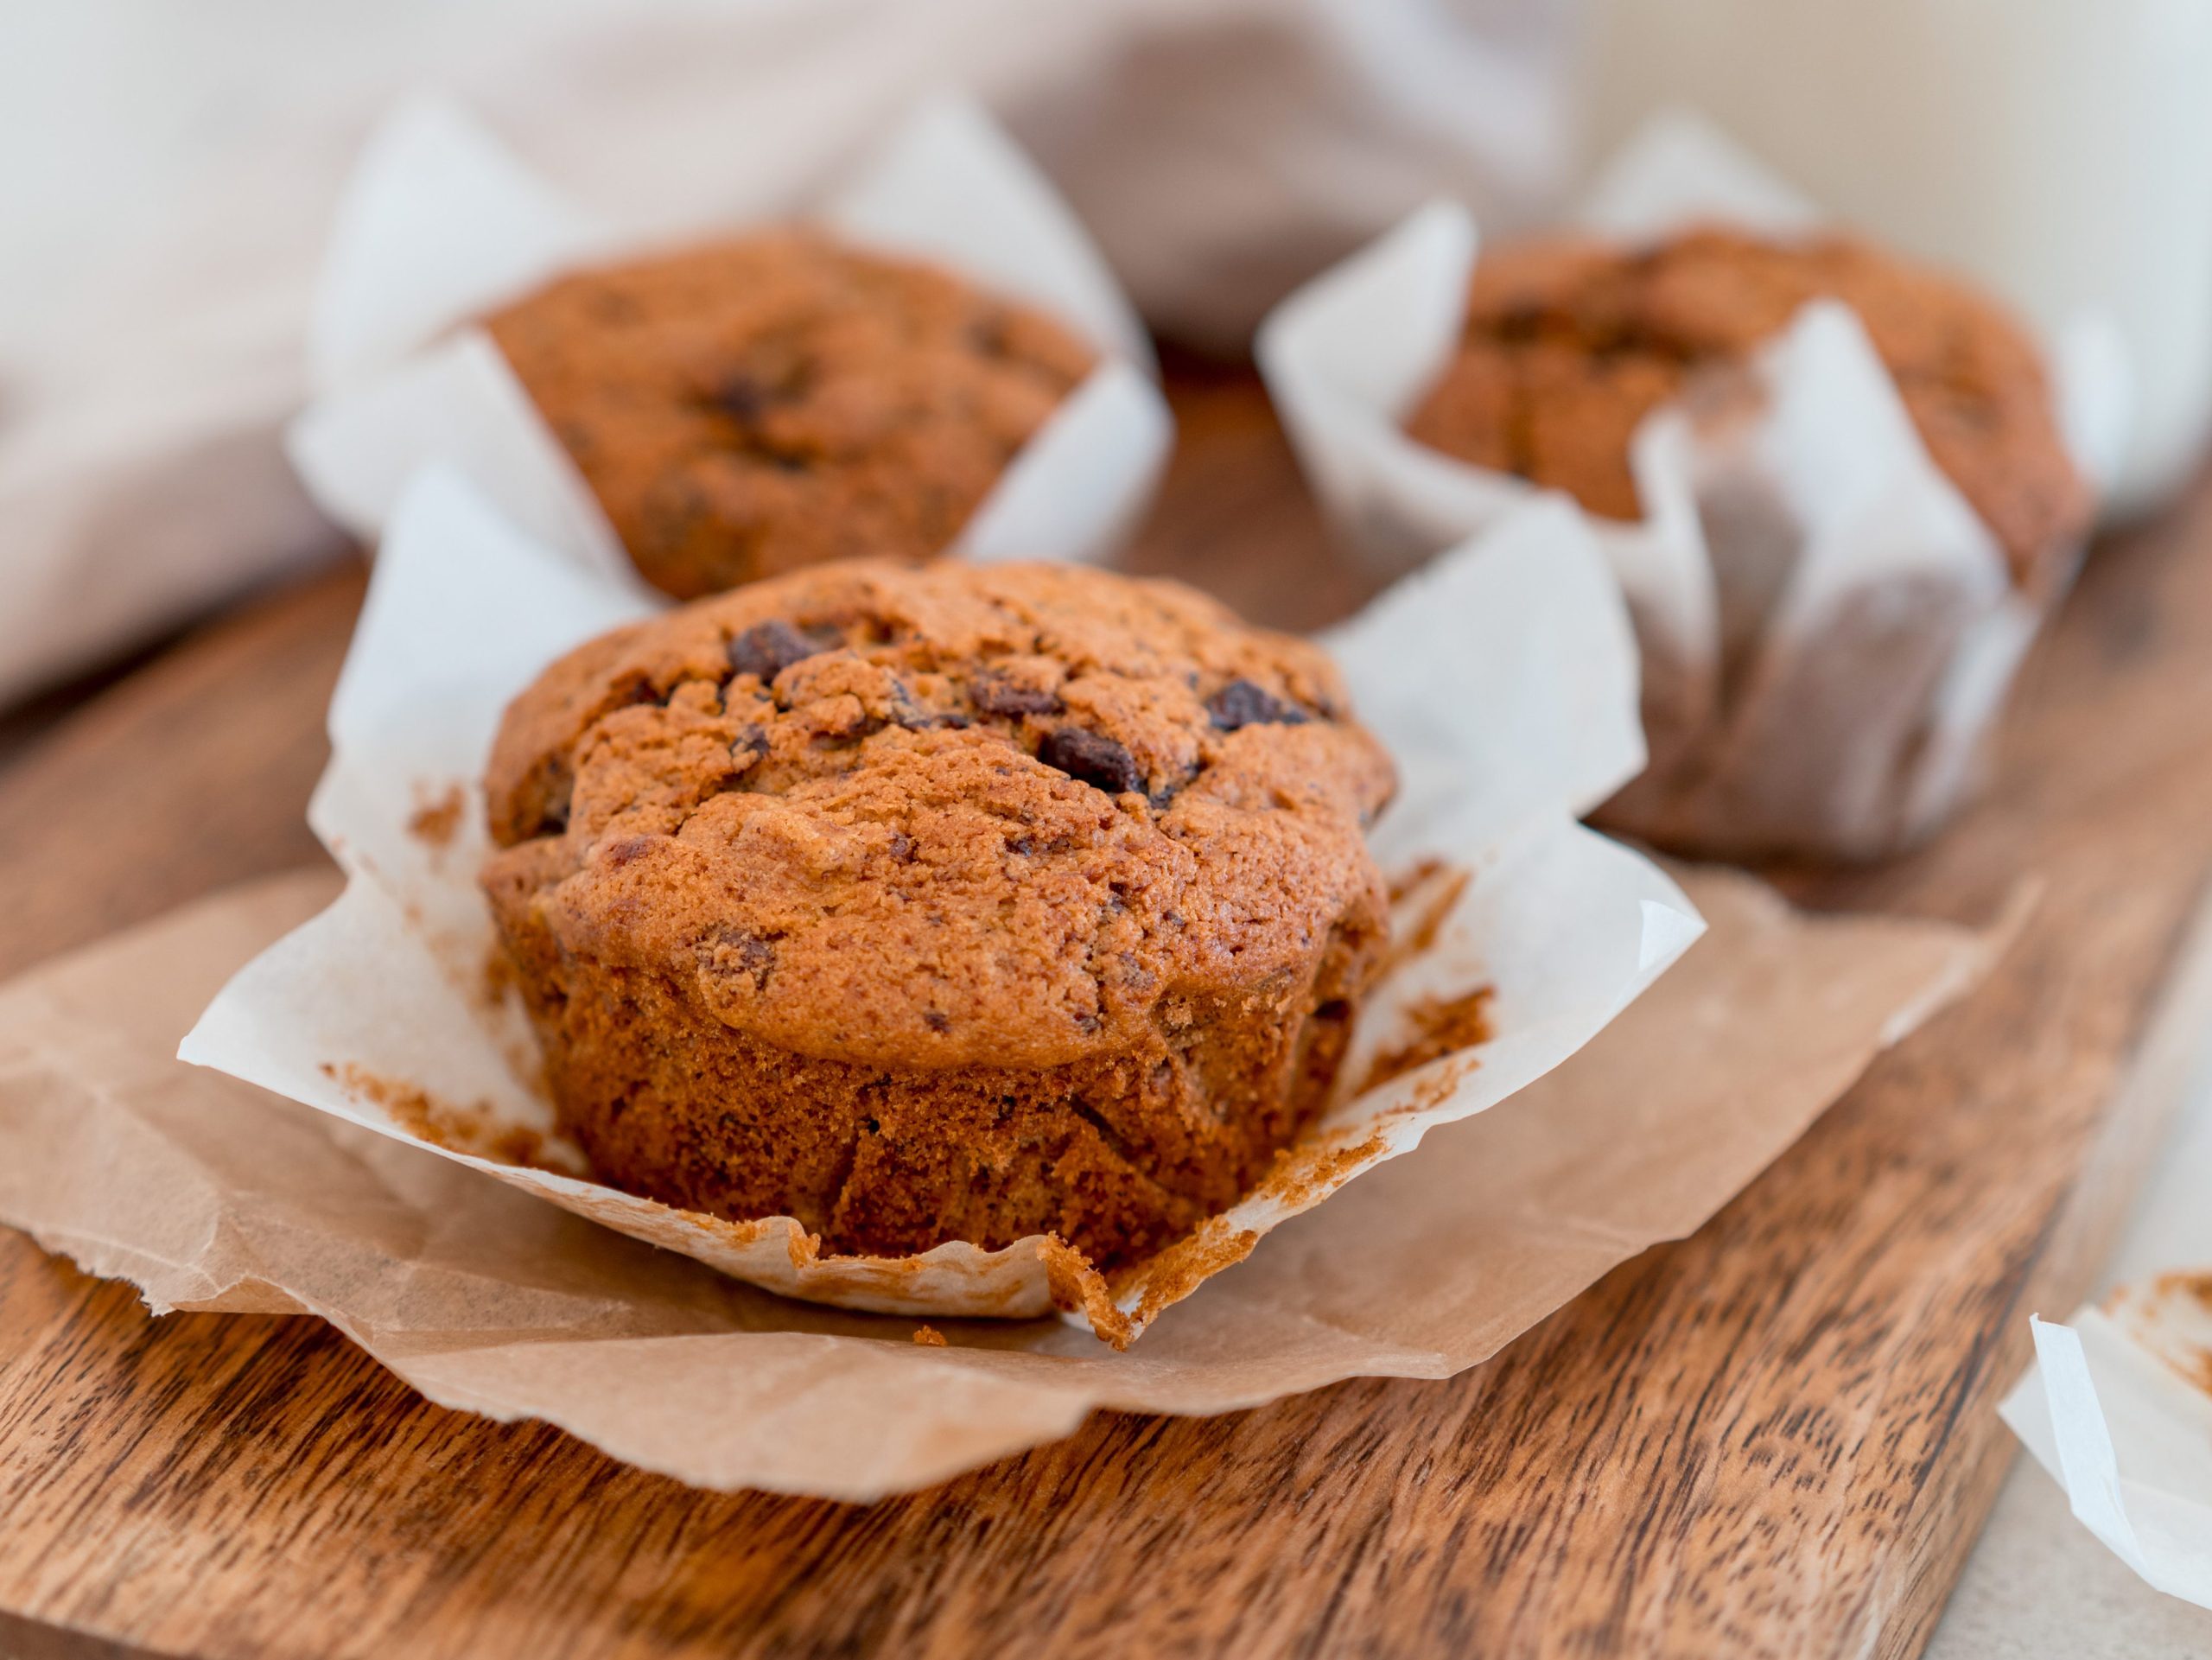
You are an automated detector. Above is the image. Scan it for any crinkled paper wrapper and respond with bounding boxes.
[2001,891,2212,1612]
[1259,111,2131,862]
[286,95,1173,591]
[177,468,1709,1347]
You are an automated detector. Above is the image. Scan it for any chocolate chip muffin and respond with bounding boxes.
[1406,226,2090,585]
[481,560,1395,1271]
[486,231,1096,599]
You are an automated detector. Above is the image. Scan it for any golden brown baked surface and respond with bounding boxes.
[486,231,1096,598]
[481,560,1395,1269]
[1405,226,2091,583]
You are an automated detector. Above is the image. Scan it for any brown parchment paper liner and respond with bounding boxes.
[285,96,1173,591]
[1259,111,2131,862]
[2,854,1998,1499]
[176,472,1705,1346]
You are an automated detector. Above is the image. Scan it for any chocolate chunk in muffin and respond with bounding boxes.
[1207,677,1310,732]
[1037,726,1145,797]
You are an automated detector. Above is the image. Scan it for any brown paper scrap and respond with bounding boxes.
[0,862,1999,1500]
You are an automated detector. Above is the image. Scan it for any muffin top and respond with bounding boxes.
[1405,226,2091,584]
[484,561,1395,1071]
[486,230,1096,598]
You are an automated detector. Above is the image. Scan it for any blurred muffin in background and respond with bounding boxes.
[488,230,1096,598]
[1407,226,2091,592]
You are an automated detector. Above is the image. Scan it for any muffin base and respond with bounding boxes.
[493,900,1383,1271]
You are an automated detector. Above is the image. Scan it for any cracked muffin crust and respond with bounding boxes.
[486,230,1096,599]
[1406,226,2091,585]
[481,560,1396,1270]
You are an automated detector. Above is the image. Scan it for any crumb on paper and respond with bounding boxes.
[1387,856,1447,906]
[1389,1053,1482,1118]
[2146,1270,2212,1397]
[1115,1218,1262,1331]
[1262,1129,1391,1209]
[1382,859,1472,976]
[1039,1236,1135,1348]
[480,943,518,1012]
[2152,1269,2212,1313]
[1360,989,1495,1094]
[912,1324,947,1346]
[2107,1270,2212,1399]
[319,1060,576,1173]
[407,783,466,853]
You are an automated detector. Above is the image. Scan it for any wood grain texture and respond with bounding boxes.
[2,375,2209,1660]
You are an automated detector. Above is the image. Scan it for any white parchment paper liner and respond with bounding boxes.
[177,465,1699,1345]
[2010,1300,2212,1613]
[285,95,1173,591]
[1999,891,2212,1612]
[1258,111,2131,862]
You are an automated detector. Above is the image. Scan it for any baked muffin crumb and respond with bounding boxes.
[482,559,1396,1269]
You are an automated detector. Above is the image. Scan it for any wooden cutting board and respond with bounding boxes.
[3,367,2211,1659]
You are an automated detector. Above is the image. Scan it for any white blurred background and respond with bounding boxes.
[3,0,2210,698]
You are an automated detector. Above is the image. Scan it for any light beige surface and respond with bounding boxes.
[1935,1453,2212,1659]
[1934,897,2212,1651]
